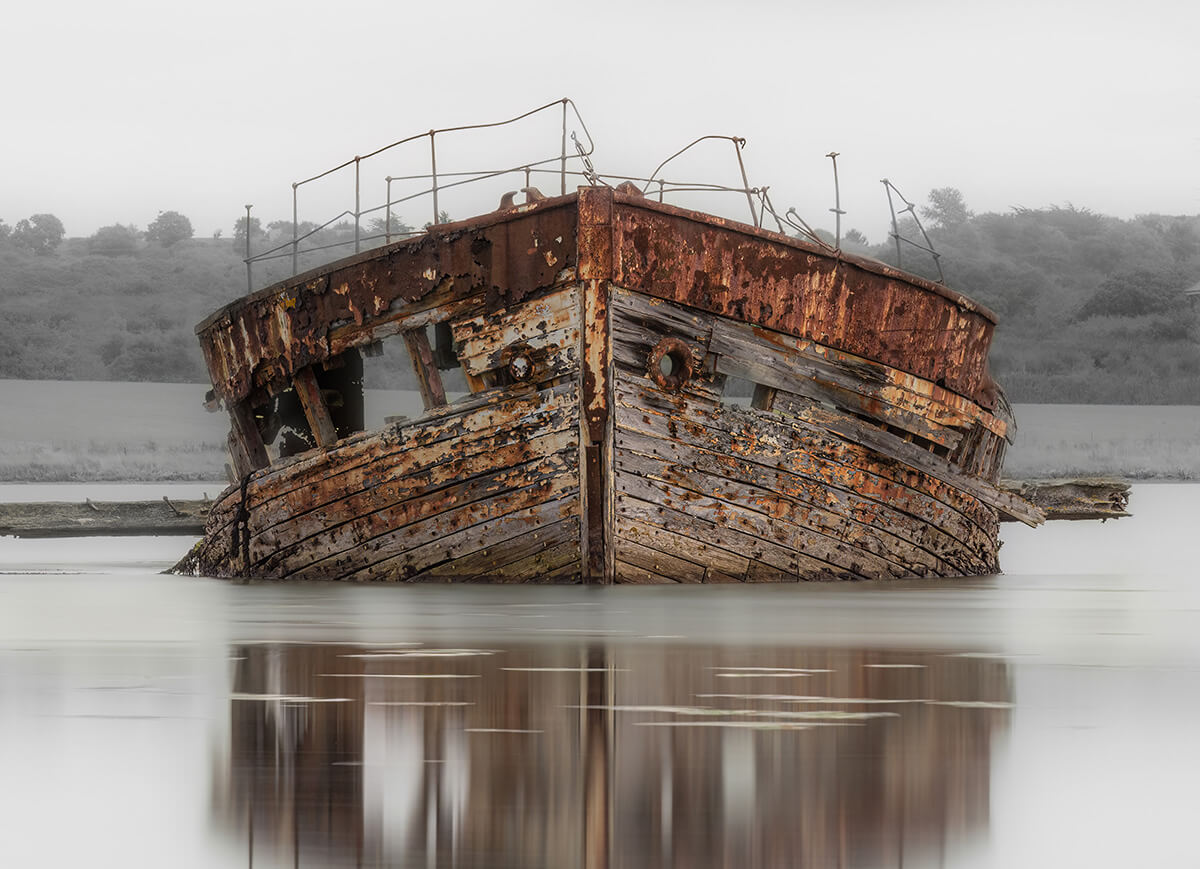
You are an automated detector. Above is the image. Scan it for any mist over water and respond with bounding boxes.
[0,484,1197,867]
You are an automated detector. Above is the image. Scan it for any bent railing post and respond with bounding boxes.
[291,183,299,275]
[244,204,253,292]
[354,157,361,254]
[430,131,439,226]
[560,97,568,195]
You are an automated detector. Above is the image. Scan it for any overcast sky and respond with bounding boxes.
[5,0,1197,244]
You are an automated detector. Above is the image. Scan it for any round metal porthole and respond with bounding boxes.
[647,338,694,392]
[507,349,535,382]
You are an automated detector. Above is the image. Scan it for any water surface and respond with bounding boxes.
[1,484,1197,868]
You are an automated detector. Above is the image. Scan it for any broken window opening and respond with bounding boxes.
[360,326,469,428]
[718,375,757,408]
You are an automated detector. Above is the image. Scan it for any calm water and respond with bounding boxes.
[1,485,1197,868]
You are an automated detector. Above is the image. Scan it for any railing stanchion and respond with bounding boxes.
[560,98,567,195]
[291,184,299,275]
[354,157,361,254]
[430,131,439,226]
[244,204,253,292]
[385,178,393,245]
[827,152,844,250]
[731,137,758,228]
[882,179,903,268]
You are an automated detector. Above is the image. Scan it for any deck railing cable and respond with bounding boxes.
[241,98,852,290]
[880,179,945,283]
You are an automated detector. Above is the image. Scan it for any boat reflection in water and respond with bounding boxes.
[214,640,1011,868]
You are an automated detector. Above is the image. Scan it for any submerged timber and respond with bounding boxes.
[178,186,1085,583]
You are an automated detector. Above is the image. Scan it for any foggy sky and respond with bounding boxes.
[5,0,1197,245]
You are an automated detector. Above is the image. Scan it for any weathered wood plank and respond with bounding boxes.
[1000,478,1131,521]
[706,316,1007,440]
[412,517,580,581]
[618,517,750,578]
[462,324,581,380]
[614,429,992,575]
[400,328,448,411]
[327,292,487,357]
[615,538,705,583]
[251,428,578,556]
[0,500,210,538]
[613,378,999,541]
[477,540,582,583]
[768,390,1042,526]
[616,471,914,581]
[452,286,580,375]
[615,444,972,577]
[614,559,681,584]
[246,382,577,513]
[293,366,339,448]
[616,492,858,581]
[228,400,269,474]
[257,447,579,578]
[609,286,715,347]
[329,492,581,583]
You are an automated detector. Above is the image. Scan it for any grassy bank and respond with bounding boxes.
[2,380,1197,482]
[1003,404,1200,480]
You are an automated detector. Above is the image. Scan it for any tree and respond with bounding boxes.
[11,213,65,255]
[145,210,193,247]
[232,216,264,252]
[842,228,870,251]
[921,187,972,230]
[423,211,452,230]
[0,220,10,242]
[89,224,141,256]
[367,214,414,237]
[1077,269,1190,320]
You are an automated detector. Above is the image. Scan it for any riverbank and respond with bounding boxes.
[2,380,1198,482]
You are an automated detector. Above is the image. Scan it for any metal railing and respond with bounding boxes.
[239,97,946,291]
[243,98,596,289]
[880,179,945,283]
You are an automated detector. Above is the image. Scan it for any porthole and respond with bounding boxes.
[647,338,694,392]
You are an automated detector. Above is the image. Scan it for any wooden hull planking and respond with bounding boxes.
[179,188,1042,582]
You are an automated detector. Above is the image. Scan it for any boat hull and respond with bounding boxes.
[178,187,1040,582]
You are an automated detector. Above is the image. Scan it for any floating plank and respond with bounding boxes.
[999,479,1131,521]
[0,500,209,538]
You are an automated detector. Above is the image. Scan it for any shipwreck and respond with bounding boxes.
[175,100,1128,583]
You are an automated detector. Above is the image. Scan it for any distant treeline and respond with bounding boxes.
[845,189,1200,403]
[1,196,1198,402]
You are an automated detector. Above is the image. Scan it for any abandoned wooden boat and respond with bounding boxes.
[177,184,1057,583]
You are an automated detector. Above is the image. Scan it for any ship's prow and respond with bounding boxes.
[179,186,1044,583]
